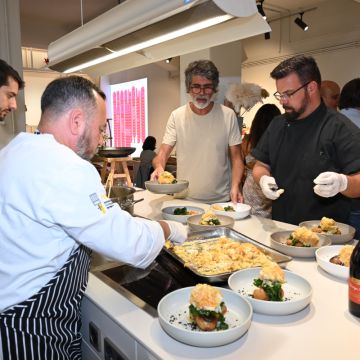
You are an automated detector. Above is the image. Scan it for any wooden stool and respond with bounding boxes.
[100,157,133,191]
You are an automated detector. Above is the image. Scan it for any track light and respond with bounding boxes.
[264,31,271,40]
[165,58,173,64]
[257,1,266,20]
[294,12,309,31]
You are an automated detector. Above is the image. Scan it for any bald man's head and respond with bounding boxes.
[320,80,340,110]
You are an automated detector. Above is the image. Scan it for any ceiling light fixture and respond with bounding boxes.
[257,1,266,20]
[165,58,172,64]
[294,12,309,31]
[63,14,233,73]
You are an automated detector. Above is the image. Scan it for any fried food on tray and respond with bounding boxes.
[287,226,320,247]
[330,244,355,267]
[199,211,221,225]
[170,236,272,275]
[189,284,228,331]
[253,262,285,301]
[158,171,177,184]
[311,217,341,234]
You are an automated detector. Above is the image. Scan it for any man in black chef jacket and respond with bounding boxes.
[252,55,360,225]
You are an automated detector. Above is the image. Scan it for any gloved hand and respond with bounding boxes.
[313,172,348,198]
[259,175,284,200]
[165,220,187,244]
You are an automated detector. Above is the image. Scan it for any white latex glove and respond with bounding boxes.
[313,172,348,198]
[259,175,285,200]
[165,220,187,244]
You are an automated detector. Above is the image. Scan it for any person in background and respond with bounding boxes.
[135,135,157,188]
[151,60,244,204]
[0,59,24,122]
[339,78,360,127]
[339,78,360,237]
[242,104,281,218]
[252,55,360,225]
[0,76,186,359]
[320,80,340,110]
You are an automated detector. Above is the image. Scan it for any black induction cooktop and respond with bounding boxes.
[91,250,216,316]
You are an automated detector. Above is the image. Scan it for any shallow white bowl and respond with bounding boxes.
[228,268,312,315]
[187,214,235,232]
[315,245,350,280]
[270,230,331,258]
[145,180,189,194]
[157,286,252,347]
[161,206,205,224]
[299,220,355,244]
[210,202,251,220]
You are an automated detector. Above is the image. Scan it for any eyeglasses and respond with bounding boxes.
[190,84,214,94]
[273,81,311,101]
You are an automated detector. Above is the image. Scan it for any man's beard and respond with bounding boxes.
[189,93,215,110]
[283,92,310,121]
[76,128,94,160]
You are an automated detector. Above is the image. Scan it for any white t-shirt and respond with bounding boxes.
[0,133,164,311]
[162,103,241,202]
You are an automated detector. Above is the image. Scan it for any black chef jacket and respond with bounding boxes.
[252,102,360,225]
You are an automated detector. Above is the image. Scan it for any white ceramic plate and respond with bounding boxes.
[157,286,252,347]
[299,220,355,244]
[315,245,350,280]
[187,214,235,232]
[161,206,205,224]
[270,230,331,258]
[210,202,251,220]
[145,180,189,194]
[228,268,312,315]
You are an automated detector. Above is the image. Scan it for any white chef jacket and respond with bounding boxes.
[0,133,164,312]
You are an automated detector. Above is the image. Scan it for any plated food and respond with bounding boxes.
[286,227,320,247]
[252,262,285,301]
[187,213,234,231]
[167,236,274,276]
[157,286,252,347]
[270,230,331,258]
[199,211,221,225]
[161,206,205,224]
[315,245,355,280]
[228,267,312,315]
[144,178,189,194]
[210,202,251,220]
[329,244,354,266]
[299,219,355,244]
[309,217,341,234]
[158,171,177,184]
[189,284,228,331]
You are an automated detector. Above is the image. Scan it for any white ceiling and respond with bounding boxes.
[20,0,329,50]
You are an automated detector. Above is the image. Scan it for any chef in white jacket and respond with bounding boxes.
[0,76,186,360]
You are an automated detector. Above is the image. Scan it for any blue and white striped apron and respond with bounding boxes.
[0,245,91,359]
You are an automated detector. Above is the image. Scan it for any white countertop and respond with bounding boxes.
[85,190,359,359]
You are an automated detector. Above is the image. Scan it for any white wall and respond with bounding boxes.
[23,71,61,126]
[240,0,360,127]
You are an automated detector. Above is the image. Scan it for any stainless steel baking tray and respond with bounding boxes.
[164,227,292,283]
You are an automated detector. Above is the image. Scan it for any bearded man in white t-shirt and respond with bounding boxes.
[151,60,244,204]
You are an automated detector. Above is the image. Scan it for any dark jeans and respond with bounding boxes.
[349,210,360,240]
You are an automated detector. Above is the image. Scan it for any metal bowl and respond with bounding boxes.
[97,147,136,158]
